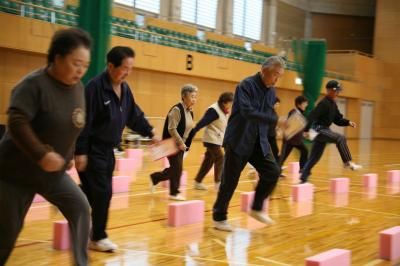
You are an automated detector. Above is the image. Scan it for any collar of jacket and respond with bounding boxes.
[255,72,273,91]
[101,70,128,93]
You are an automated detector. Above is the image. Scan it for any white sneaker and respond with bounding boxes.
[89,238,118,252]
[213,220,234,232]
[169,193,186,201]
[344,162,362,171]
[149,182,156,193]
[249,210,275,225]
[194,182,208,190]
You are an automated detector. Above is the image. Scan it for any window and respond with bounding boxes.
[114,0,160,14]
[181,0,218,29]
[233,0,263,40]
[52,0,64,7]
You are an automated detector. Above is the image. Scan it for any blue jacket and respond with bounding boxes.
[75,71,153,154]
[223,72,278,157]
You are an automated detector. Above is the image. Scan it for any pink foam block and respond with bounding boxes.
[66,166,78,178]
[33,194,46,203]
[332,193,349,207]
[379,226,400,261]
[240,191,269,212]
[168,200,205,226]
[387,170,400,185]
[163,157,170,168]
[288,162,300,174]
[125,149,143,166]
[292,183,314,202]
[112,176,131,193]
[162,171,187,188]
[115,158,137,172]
[363,173,378,188]
[53,220,70,250]
[291,201,313,217]
[329,178,350,193]
[305,249,351,266]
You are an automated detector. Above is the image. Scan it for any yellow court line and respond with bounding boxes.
[117,248,267,266]
[256,256,293,266]
[362,259,386,266]
[313,202,400,217]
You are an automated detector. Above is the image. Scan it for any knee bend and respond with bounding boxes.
[336,135,346,144]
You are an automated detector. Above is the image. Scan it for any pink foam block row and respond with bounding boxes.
[115,158,137,172]
[329,178,350,193]
[161,171,187,188]
[305,249,351,266]
[112,176,131,194]
[288,162,300,174]
[53,220,70,250]
[240,191,269,212]
[168,200,205,226]
[292,183,314,202]
[363,173,378,188]
[33,194,46,203]
[387,170,400,185]
[379,226,400,261]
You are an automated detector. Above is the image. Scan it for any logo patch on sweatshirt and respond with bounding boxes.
[72,108,85,128]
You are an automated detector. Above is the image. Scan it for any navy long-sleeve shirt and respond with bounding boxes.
[75,71,153,154]
[223,72,278,157]
[186,107,219,148]
[305,96,349,132]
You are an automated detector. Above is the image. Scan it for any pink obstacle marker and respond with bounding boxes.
[291,201,313,218]
[332,193,349,207]
[168,200,205,227]
[387,170,400,186]
[305,249,351,266]
[125,149,144,168]
[288,162,300,174]
[379,226,400,262]
[161,171,187,188]
[240,191,269,212]
[363,173,378,188]
[329,178,349,193]
[292,183,314,202]
[163,157,170,168]
[112,176,131,193]
[53,220,70,250]
[33,194,46,203]
[115,158,137,173]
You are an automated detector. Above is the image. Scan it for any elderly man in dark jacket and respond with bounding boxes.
[212,56,285,231]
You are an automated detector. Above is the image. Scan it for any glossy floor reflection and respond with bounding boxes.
[6,140,400,265]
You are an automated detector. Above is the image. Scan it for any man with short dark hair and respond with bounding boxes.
[75,46,157,252]
[300,80,362,184]
[212,56,285,231]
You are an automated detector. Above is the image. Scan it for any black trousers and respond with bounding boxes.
[195,145,223,183]
[213,140,281,221]
[300,128,352,182]
[79,143,115,241]
[151,151,184,196]
[279,141,309,170]
[267,136,279,163]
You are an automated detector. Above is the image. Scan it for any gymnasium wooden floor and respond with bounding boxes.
[6,139,400,266]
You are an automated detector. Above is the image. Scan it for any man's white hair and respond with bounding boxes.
[261,56,286,70]
[181,84,198,98]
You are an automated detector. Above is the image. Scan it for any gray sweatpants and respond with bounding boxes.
[0,174,90,266]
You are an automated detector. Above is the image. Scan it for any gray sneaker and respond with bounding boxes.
[249,210,275,225]
[194,181,208,190]
[89,238,118,252]
[213,220,234,232]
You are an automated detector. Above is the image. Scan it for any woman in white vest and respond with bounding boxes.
[187,92,234,190]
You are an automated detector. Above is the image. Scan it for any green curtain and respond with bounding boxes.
[78,0,112,84]
[291,40,326,114]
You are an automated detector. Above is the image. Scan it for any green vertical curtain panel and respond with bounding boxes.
[78,0,112,84]
[291,40,327,114]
